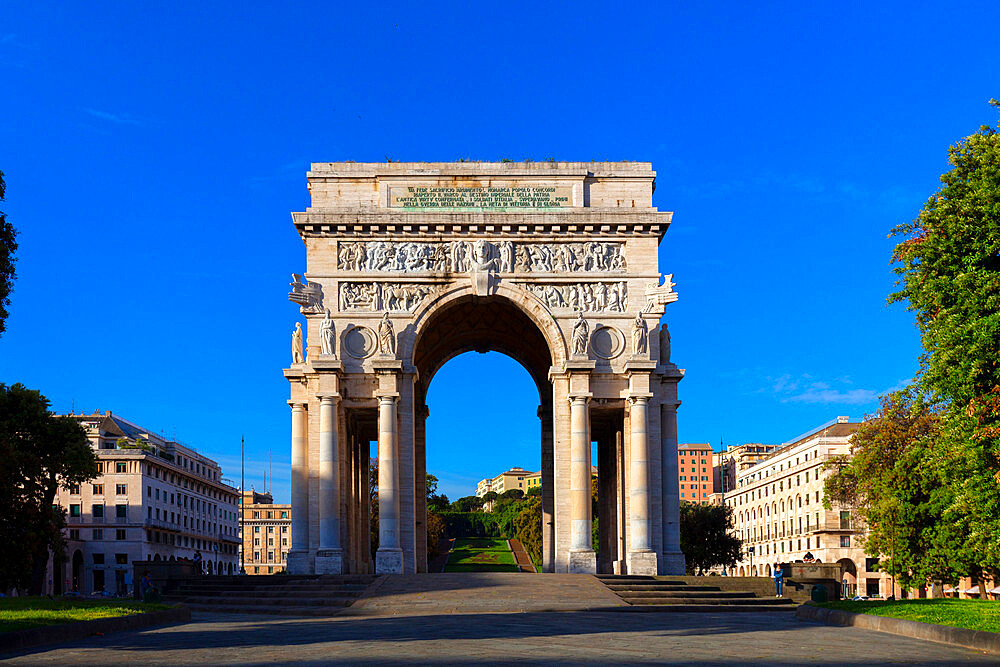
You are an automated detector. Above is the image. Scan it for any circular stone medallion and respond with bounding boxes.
[343,325,377,359]
[590,325,625,360]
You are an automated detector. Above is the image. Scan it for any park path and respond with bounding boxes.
[508,538,536,573]
[427,538,454,573]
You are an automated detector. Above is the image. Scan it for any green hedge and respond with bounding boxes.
[437,511,503,537]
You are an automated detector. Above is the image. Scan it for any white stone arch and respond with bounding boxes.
[401,280,569,374]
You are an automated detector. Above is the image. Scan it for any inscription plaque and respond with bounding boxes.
[389,185,572,210]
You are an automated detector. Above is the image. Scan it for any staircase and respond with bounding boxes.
[165,574,377,616]
[596,575,796,612]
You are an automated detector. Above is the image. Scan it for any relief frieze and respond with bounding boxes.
[519,281,628,312]
[339,282,443,312]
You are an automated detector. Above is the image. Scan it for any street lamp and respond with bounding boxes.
[239,435,246,575]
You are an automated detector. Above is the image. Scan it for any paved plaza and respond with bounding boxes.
[3,608,995,665]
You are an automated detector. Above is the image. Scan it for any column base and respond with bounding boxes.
[286,550,314,575]
[627,551,658,576]
[315,549,344,575]
[660,550,687,576]
[376,548,404,574]
[568,549,597,574]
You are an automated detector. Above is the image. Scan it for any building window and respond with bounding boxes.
[281,526,288,533]
[93,553,104,564]
[116,529,126,540]
[116,484,127,495]
[267,526,274,533]
[116,462,127,473]
[93,528,103,540]
[93,484,104,495]
[281,511,288,519]
[840,535,851,548]
[254,552,261,561]
[69,504,81,517]
[253,511,260,518]
[93,504,104,518]
[69,483,81,495]
[69,529,80,540]
[254,526,260,533]
[268,551,275,561]
[839,511,851,530]
[116,553,128,564]
[866,557,879,571]
[116,504,127,518]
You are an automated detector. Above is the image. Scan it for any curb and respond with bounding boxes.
[0,605,191,654]
[796,603,1000,655]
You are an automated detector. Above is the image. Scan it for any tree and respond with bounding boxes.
[514,494,542,565]
[525,485,542,498]
[482,491,498,503]
[450,495,485,513]
[498,488,524,501]
[889,100,1000,579]
[823,389,957,589]
[0,384,97,593]
[0,170,17,336]
[678,501,742,575]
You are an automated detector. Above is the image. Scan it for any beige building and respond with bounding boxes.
[49,412,240,595]
[240,490,292,574]
[283,161,685,576]
[712,442,779,503]
[725,417,894,597]
[677,443,715,504]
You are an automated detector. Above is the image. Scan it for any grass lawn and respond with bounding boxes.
[444,538,520,573]
[816,598,1000,634]
[0,597,170,633]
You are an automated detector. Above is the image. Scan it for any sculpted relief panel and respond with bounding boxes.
[340,282,443,312]
[338,240,625,274]
[520,281,628,312]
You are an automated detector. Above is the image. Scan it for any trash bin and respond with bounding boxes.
[811,584,828,603]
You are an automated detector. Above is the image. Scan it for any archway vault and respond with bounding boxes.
[283,161,685,578]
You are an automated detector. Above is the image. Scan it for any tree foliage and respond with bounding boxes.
[887,100,1000,580]
[0,170,17,336]
[679,501,742,575]
[0,384,96,593]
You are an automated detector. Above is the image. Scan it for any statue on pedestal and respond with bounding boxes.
[292,322,304,364]
[632,314,648,355]
[320,309,335,357]
[572,313,589,356]
[378,313,395,356]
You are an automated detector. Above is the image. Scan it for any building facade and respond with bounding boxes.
[712,442,779,504]
[49,412,240,595]
[476,467,538,497]
[284,161,685,575]
[240,490,292,574]
[725,417,894,597]
[677,443,715,504]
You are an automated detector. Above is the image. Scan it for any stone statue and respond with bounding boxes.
[320,309,335,357]
[659,323,671,364]
[632,313,648,355]
[378,313,395,356]
[572,313,589,356]
[292,322,304,364]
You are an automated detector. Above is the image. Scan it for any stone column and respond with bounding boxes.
[316,395,343,574]
[538,403,555,573]
[568,395,596,573]
[627,396,657,575]
[286,401,311,574]
[660,399,685,574]
[376,395,403,573]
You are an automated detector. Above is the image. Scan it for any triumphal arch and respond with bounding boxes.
[283,161,685,576]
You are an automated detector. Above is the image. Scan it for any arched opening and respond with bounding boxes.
[153,553,161,562]
[206,561,213,574]
[71,550,84,592]
[738,566,745,576]
[838,558,858,598]
[765,564,771,576]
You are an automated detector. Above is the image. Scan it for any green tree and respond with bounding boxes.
[0,384,97,593]
[513,494,542,565]
[525,485,541,498]
[678,501,742,575]
[0,170,17,336]
[451,495,485,513]
[823,390,958,589]
[889,99,1000,578]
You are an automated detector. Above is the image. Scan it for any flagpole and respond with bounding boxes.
[240,435,246,575]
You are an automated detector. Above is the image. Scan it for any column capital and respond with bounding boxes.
[287,400,308,410]
[316,393,341,404]
[628,394,652,405]
[567,394,592,406]
[377,394,399,405]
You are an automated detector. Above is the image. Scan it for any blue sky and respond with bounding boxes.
[1,2,998,502]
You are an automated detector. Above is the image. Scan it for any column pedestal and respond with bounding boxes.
[315,550,344,574]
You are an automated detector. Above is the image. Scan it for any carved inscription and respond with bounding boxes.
[340,282,442,312]
[389,185,571,209]
[520,282,628,312]
[338,240,624,274]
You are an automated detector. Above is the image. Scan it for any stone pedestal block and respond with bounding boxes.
[376,548,404,574]
[660,551,686,576]
[286,550,313,575]
[627,551,658,576]
[315,549,344,575]
[568,549,597,574]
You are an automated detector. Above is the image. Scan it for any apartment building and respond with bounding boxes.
[677,443,715,504]
[239,490,291,574]
[49,411,240,595]
[725,417,894,597]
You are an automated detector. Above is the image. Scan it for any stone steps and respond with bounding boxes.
[595,575,795,611]
[166,574,378,616]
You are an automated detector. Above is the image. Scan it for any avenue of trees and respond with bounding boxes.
[824,100,1000,589]
[0,384,97,594]
[1,169,18,336]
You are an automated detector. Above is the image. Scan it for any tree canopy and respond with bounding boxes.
[0,384,96,593]
[0,170,18,336]
[885,100,1000,580]
[679,501,742,575]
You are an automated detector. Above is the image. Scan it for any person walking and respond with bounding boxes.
[774,563,784,597]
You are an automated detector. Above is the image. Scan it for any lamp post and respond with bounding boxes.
[240,435,246,575]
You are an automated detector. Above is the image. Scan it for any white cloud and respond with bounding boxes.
[83,108,143,126]
[782,387,878,405]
